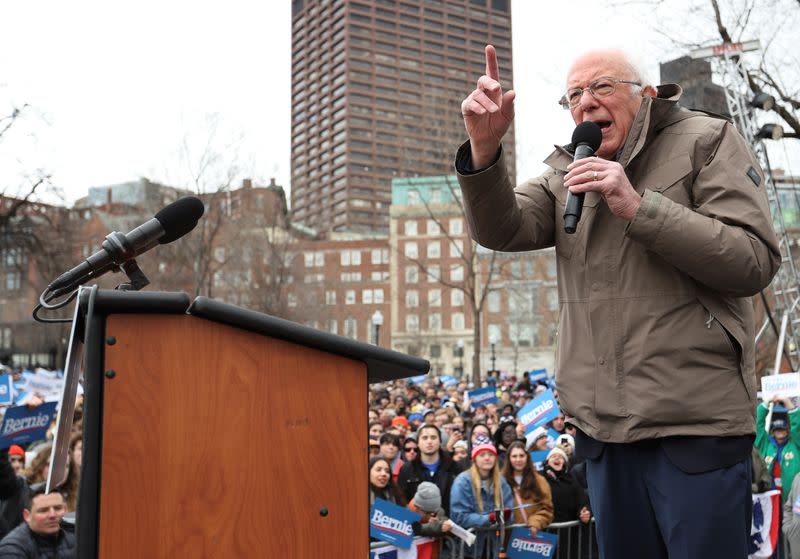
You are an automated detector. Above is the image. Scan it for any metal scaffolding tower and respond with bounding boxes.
[691,40,800,373]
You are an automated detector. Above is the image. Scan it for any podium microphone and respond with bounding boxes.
[48,196,205,293]
[564,121,603,234]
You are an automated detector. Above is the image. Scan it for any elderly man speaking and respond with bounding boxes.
[455,45,781,558]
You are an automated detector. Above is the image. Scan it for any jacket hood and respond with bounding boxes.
[544,83,684,171]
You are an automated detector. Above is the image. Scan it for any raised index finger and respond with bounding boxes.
[485,45,500,81]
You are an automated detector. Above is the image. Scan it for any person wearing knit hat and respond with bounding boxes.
[452,440,468,462]
[8,445,25,475]
[391,415,410,437]
[543,443,591,530]
[556,434,575,458]
[525,426,549,452]
[450,433,513,558]
[407,482,453,559]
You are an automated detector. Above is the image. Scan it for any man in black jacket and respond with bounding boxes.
[0,485,75,558]
[397,425,461,515]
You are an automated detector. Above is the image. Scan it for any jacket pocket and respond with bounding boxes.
[641,153,694,205]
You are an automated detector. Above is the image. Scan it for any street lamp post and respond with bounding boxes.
[489,334,497,374]
[456,339,464,377]
[371,310,384,346]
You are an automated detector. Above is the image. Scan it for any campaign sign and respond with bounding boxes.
[762,373,800,401]
[529,369,548,383]
[0,402,58,448]
[440,375,457,387]
[407,375,428,385]
[369,498,421,549]
[507,528,558,559]
[518,389,560,435]
[0,374,13,405]
[467,385,498,409]
[530,450,549,471]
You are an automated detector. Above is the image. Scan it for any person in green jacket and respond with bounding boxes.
[756,395,800,503]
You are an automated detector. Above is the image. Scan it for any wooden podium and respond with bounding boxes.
[74,290,429,558]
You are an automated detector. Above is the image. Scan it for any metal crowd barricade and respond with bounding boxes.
[452,520,597,559]
[369,534,459,557]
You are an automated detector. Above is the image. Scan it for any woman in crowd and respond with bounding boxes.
[542,446,591,559]
[379,433,403,481]
[403,436,419,464]
[456,422,492,472]
[450,436,513,558]
[369,456,406,507]
[492,418,518,464]
[501,441,554,536]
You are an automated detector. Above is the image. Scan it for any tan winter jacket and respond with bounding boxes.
[456,84,781,443]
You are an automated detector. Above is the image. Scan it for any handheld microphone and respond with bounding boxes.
[47,196,205,293]
[563,121,603,234]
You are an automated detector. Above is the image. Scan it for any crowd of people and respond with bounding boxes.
[370,372,800,559]
[368,372,593,558]
[0,368,83,559]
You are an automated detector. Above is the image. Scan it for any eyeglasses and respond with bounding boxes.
[559,77,642,110]
[404,447,418,453]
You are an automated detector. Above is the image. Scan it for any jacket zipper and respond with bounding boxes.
[706,311,737,357]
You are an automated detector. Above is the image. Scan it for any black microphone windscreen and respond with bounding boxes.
[571,121,603,152]
[155,196,205,244]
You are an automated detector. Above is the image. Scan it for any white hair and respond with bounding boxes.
[565,44,657,90]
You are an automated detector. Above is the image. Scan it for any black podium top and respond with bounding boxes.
[80,289,429,383]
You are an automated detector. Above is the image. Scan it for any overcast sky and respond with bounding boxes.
[1,0,797,206]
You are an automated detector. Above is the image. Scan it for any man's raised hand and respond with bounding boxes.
[461,45,516,169]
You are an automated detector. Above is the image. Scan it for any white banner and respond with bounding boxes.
[761,373,800,401]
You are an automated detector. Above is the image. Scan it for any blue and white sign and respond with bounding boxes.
[517,389,560,435]
[507,528,558,559]
[467,385,498,409]
[407,375,428,385]
[0,402,58,448]
[369,498,421,549]
[0,374,13,406]
[529,369,548,384]
[440,375,457,387]
[530,451,549,471]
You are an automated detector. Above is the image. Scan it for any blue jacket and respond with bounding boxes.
[449,470,513,558]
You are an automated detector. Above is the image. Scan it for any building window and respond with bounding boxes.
[288,294,298,307]
[304,252,314,267]
[371,249,382,264]
[548,288,559,311]
[374,289,385,303]
[315,252,324,266]
[450,265,464,282]
[449,218,463,235]
[404,220,418,236]
[450,239,463,257]
[488,324,502,343]
[427,219,439,235]
[510,324,533,347]
[328,320,338,335]
[427,241,441,259]
[427,265,440,282]
[452,313,465,330]
[326,291,337,305]
[405,242,418,259]
[406,290,419,307]
[451,289,464,306]
[405,266,419,283]
[363,289,373,304]
[345,318,357,339]
[428,313,441,331]
[488,291,501,312]
[406,314,419,332]
[428,289,441,307]
[430,344,442,358]
[346,290,356,304]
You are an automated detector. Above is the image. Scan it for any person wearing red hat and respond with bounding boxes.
[449,435,512,558]
[7,447,25,476]
[390,415,409,438]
